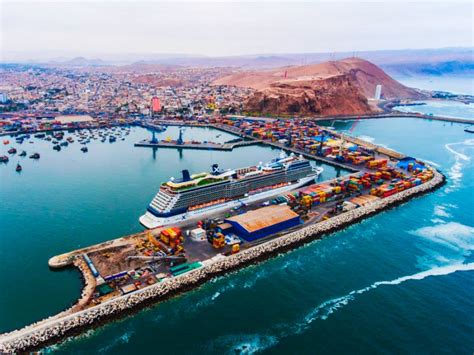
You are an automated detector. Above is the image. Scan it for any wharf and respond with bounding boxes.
[134,139,260,151]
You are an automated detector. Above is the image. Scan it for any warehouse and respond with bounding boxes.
[225,205,301,241]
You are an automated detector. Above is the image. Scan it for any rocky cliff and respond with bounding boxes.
[214,57,426,116]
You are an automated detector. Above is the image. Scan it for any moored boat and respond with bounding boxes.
[19,151,27,157]
[140,151,323,229]
[0,155,9,163]
[16,163,22,172]
[8,148,17,154]
[29,153,40,159]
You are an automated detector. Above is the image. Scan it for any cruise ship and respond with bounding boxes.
[139,152,323,229]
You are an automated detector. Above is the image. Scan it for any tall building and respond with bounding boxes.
[0,93,8,103]
[151,96,161,114]
[374,85,382,100]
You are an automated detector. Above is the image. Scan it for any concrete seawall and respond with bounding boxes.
[0,168,445,353]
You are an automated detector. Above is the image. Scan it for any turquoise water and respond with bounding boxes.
[1,107,474,353]
[0,126,341,333]
[397,75,473,96]
[393,100,474,121]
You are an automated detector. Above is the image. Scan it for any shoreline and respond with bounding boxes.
[0,168,446,353]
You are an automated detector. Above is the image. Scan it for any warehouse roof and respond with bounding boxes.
[226,205,299,233]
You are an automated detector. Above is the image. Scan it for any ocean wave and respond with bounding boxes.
[444,139,473,192]
[410,222,474,253]
[98,330,134,353]
[279,262,474,338]
[433,205,451,218]
[208,333,279,355]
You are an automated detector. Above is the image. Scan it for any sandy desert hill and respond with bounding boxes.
[213,57,425,116]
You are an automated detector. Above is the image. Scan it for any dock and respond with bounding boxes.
[134,139,260,151]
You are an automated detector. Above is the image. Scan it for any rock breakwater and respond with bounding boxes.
[0,169,445,353]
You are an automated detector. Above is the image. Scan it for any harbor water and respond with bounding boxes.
[1,104,473,352]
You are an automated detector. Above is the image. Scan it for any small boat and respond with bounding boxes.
[3,140,10,145]
[109,136,116,143]
[0,155,8,163]
[53,145,61,151]
[81,147,88,153]
[45,137,52,141]
[29,153,40,159]
[8,148,17,154]
[19,151,27,157]
[34,133,46,138]
[16,163,22,172]
[464,128,474,134]
[60,141,68,147]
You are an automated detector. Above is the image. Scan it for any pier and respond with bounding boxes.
[134,139,260,151]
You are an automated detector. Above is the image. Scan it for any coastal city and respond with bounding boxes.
[1,1,473,354]
[0,64,252,120]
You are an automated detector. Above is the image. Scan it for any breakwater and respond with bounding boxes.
[0,168,445,353]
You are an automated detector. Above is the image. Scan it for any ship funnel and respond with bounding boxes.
[182,169,191,182]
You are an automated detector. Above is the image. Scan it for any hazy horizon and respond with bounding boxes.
[2,1,473,62]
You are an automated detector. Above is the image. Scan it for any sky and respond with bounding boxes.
[1,0,473,61]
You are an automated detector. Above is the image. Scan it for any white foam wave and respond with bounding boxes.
[444,139,473,192]
[433,205,451,218]
[280,263,474,339]
[210,333,279,355]
[98,330,134,353]
[410,222,474,253]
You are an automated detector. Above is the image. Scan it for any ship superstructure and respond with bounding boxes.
[140,151,322,228]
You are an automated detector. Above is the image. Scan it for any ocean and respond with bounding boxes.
[1,84,473,354]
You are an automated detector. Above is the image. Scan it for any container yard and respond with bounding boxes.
[0,117,446,353]
[42,118,438,309]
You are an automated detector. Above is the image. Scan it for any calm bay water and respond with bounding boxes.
[393,100,474,121]
[0,126,340,334]
[1,97,473,353]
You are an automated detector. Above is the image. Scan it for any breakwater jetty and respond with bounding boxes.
[0,167,445,353]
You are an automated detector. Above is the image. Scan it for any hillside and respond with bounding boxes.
[213,57,426,116]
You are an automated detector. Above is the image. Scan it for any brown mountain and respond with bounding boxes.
[213,57,426,116]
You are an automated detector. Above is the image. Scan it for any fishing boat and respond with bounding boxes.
[53,145,61,151]
[0,155,9,163]
[109,136,116,143]
[19,151,27,157]
[29,153,40,159]
[8,148,17,154]
[81,147,88,153]
[3,140,10,145]
[16,163,22,172]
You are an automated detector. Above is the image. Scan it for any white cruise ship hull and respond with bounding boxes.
[139,170,322,229]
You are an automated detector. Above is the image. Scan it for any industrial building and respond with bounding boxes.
[225,205,301,241]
